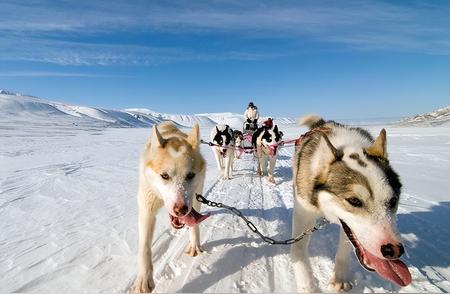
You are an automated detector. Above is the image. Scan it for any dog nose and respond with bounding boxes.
[381,243,404,259]
[174,205,189,216]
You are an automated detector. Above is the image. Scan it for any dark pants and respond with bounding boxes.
[245,119,257,130]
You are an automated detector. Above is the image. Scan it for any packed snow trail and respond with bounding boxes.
[0,125,449,292]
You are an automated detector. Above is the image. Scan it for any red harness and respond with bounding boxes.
[261,143,279,157]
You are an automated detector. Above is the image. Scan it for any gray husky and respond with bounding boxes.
[291,115,411,292]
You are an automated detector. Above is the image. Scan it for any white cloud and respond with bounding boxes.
[0,71,131,78]
[0,0,448,64]
[0,36,285,66]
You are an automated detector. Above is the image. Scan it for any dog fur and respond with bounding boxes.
[232,130,244,159]
[133,122,206,293]
[252,124,283,183]
[211,124,235,180]
[291,115,410,292]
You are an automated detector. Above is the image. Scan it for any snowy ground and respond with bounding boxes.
[0,122,449,293]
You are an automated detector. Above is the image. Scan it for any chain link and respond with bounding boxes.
[196,194,329,245]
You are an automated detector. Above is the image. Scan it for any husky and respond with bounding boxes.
[291,115,411,292]
[232,130,244,159]
[133,122,210,293]
[211,124,235,180]
[252,124,283,183]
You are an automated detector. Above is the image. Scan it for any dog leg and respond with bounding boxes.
[291,197,318,293]
[213,149,223,171]
[133,197,160,293]
[255,152,262,176]
[223,152,232,180]
[219,154,224,170]
[267,156,276,183]
[261,154,268,176]
[185,197,204,256]
[328,227,353,292]
[229,150,234,175]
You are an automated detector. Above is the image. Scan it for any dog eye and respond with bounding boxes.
[346,197,363,207]
[160,173,170,180]
[388,197,398,209]
[186,172,196,181]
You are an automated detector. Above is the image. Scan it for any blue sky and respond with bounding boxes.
[0,0,449,118]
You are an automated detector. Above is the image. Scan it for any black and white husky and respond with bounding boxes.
[210,124,235,180]
[232,130,244,159]
[291,115,411,292]
[252,124,283,183]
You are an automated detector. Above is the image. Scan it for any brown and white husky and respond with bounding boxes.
[133,122,209,293]
[291,115,411,292]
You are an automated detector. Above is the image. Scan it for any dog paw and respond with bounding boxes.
[257,171,262,176]
[328,279,352,292]
[185,244,204,257]
[133,272,155,293]
[267,176,275,183]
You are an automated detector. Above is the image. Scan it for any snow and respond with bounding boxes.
[397,106,450,127]
[1,92,449,293]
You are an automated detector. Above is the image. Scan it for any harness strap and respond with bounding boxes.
[200,139,257,152]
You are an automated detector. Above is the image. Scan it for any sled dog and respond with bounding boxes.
[211,124,235,179]
[232,130,244,159]
[133,122,209,293]
[252,124,283,183]
[291,115,411,292]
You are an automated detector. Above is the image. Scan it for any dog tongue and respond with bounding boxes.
[363,247,412,287]
[179,208,210,227]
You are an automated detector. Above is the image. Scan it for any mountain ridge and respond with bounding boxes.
[0,89,294,129]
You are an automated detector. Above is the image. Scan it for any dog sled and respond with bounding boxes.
[241,121,257,153]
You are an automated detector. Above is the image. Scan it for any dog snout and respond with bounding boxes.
[380,243,404,259]
[173,204,189,217]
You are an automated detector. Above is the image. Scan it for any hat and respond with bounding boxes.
[263,118,273,128]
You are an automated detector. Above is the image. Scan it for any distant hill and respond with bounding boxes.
[397,106,450,126]
[0,89,294,129]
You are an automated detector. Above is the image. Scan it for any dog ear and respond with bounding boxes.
[364,129,387,159]
[151,125,165,149]
[273,125,278,133]
[311,134,338,184]
[187,123,200,149]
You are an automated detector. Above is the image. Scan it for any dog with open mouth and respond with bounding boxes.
[211,124,235,180]
[291,115,412,292]
[252,124,283,183]
[133,122,210,293]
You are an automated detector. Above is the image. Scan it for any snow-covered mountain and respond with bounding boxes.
[0,90,156,128]
[397,106,450,126]
[0,90,295,129]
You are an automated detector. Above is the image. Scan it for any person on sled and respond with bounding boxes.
[244,102,259,131]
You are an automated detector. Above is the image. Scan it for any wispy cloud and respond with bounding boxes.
[0,36,285,66]
[0,0,448,67]
[0,71,132,78]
